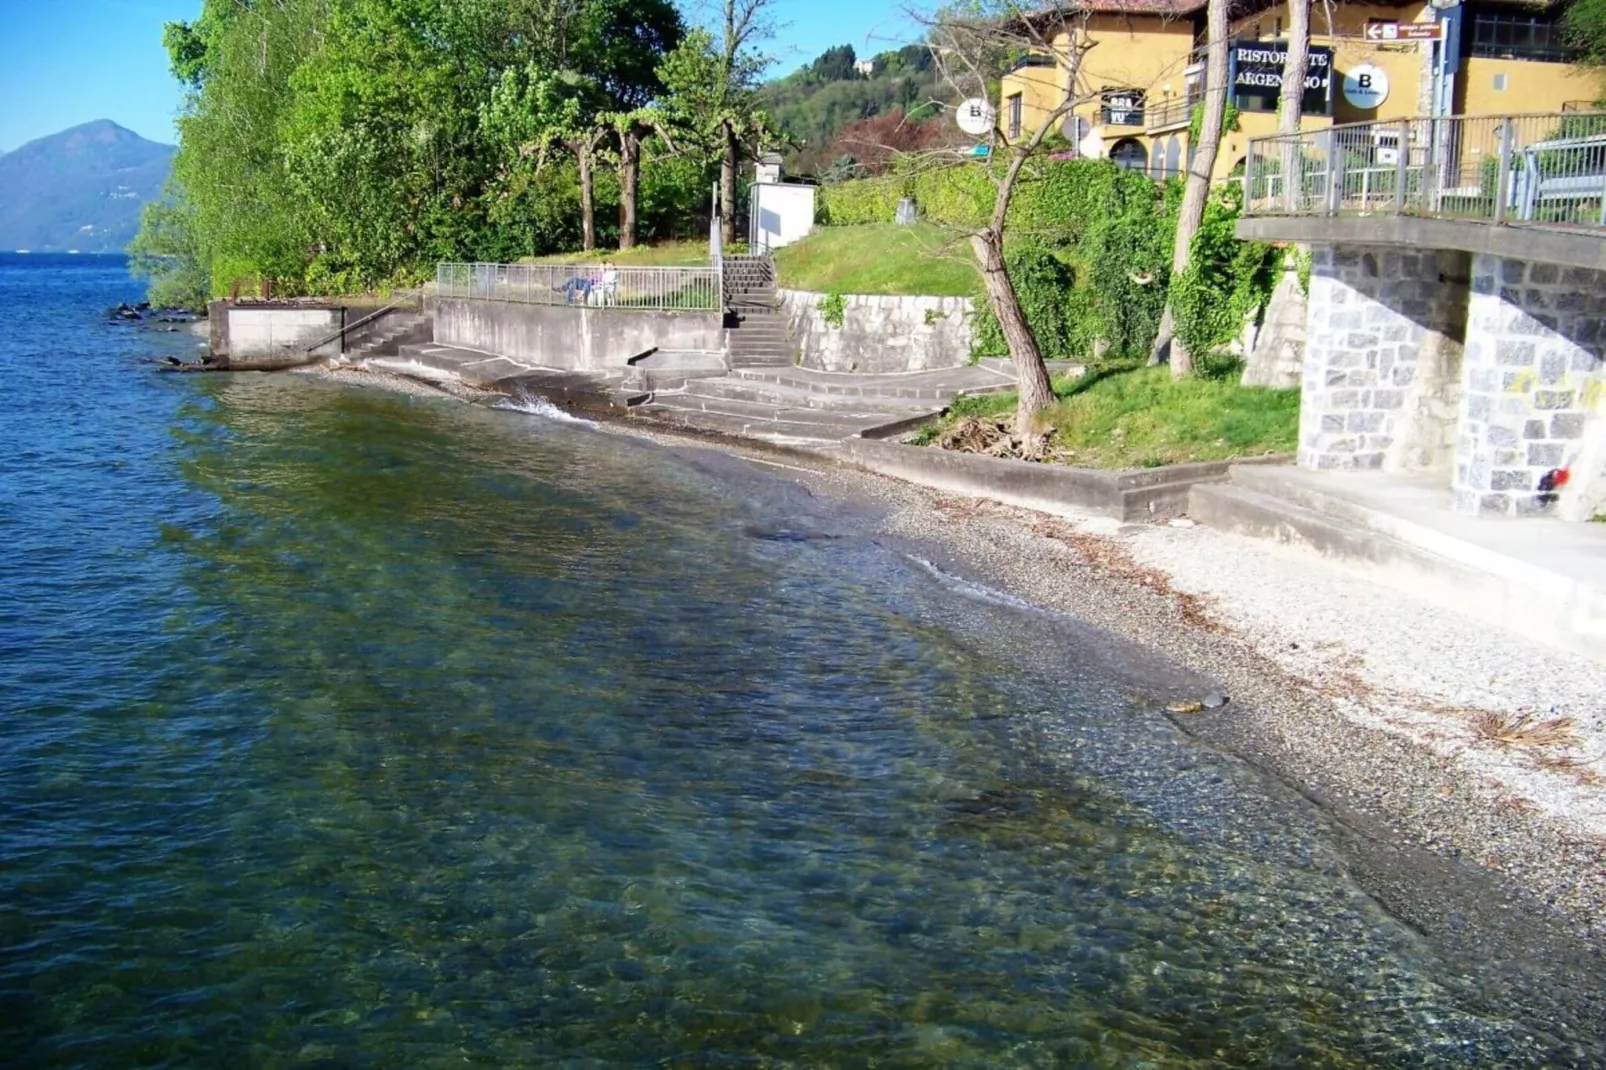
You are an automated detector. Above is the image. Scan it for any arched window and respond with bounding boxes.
[1150,140,1165,177]
[1110,138,1148,172]
[1165,136,1181,178]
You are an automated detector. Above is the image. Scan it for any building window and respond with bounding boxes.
[1465,6,1576,62]
[1006,52,1057,72]
[1008,93,1023,138]
[1110,138,1148,172]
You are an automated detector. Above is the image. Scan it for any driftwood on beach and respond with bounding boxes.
[156,353,329,373]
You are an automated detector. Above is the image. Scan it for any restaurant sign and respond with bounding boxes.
[1229,43,1334,113]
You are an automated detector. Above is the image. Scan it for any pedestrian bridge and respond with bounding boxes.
[1235,112,1605,522]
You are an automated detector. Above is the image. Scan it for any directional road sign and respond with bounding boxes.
[1364,20,1444,41]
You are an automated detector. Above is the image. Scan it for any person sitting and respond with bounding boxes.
[556,270,594,304]
[594,262,619,307]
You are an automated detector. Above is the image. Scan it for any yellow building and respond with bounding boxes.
[998,0,1601,180]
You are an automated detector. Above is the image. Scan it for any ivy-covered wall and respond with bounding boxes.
[817,159,1277,365]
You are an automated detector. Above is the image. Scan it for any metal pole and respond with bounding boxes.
[1324,129,1341,215]
[1394,118,1409,213]
[1244,142,1257,211]
[1494,119,1513,223]
[1422,118,1439,213]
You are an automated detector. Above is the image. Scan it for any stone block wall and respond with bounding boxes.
[1241,260,1306,390]
[779,289,973,373]
[1298,245,1468,472]
[1453,255,1606,517]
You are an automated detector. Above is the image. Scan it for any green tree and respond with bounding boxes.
[162,0,327,295]
[659,1,776,246]
[1567,0,1606,69]
[128,184,210,309]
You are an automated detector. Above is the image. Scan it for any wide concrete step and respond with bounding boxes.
[691,376,940,413]
[680,380,906,418]
[729,366,1000,403]
[1189,479,1605,660]
[651,392,899,430]
[639,405,863,445]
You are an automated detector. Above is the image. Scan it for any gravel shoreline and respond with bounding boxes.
[305,363,1606,1046]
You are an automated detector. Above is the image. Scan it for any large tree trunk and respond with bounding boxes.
[618,129,641,251]
[577,140,596,252]
[971,229,1054,440]
[1151,0,1230,377]
[720,122,738,247]
[1276,0,1311,212]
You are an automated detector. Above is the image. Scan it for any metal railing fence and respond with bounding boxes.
[1244,112,1606,228]
[435,262,720,311]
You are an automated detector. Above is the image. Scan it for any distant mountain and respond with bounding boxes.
[0,121,174,253]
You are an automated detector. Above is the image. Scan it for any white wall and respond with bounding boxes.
[751,184,816,253]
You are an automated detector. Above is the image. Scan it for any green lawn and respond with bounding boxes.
[917,363,1301,469]
[773,224,980,296]
[516,225,980,296]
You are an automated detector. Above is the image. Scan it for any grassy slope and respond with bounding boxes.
[518,225,980,296]
[522,240,717,267]
[773,224,979,296]
[922,364,1300,469]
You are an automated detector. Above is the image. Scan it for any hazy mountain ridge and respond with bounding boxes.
[0,121,174,253]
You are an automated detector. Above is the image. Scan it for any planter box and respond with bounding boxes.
[840,436,1290,521]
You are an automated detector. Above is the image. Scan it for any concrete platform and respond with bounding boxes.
[367,343,549,388]
[842,438,1254,521]
[1190,465,1606,660]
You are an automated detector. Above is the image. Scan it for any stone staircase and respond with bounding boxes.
[721,254,793,367]
[344,309,433,364]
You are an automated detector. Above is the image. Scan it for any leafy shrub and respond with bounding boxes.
[819,291,847,327]
[1170,182,1279,358]
[820,156,1275,365]
[970,246,1090,359]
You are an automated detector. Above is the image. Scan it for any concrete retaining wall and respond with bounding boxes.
[209,302,348,361]
[840,437,1264,520]
[431,298,726,372]
[779,289,974,373]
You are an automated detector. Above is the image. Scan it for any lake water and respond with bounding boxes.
[0,254,1597,1066]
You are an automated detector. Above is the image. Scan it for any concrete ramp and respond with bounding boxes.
[1190,466,1606,661]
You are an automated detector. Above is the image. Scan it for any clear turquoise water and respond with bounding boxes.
[0,255,1594,1066]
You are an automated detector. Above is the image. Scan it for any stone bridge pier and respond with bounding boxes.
[1297,240,1605,521]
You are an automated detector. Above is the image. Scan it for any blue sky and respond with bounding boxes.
[0,0,914,153]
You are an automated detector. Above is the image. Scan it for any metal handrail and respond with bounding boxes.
[1242,111,1606,227]
[302,290,421,356]
[435,262,720,311]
